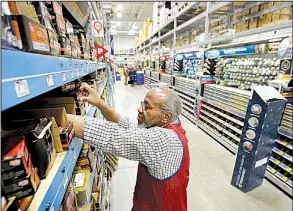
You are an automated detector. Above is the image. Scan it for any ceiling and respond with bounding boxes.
[101,2,153,36]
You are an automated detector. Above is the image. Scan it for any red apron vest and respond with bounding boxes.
[132,124,190,211]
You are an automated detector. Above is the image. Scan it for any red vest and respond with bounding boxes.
[132,124,190,211]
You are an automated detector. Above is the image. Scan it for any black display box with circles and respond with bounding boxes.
[231,86,286,192]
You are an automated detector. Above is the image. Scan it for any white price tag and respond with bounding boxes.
[63,173,68,189]
[46,75,54,87]
[14,80,30,98]
[71,71,74,79]
[73,154,77,162]
[61,72,66,82]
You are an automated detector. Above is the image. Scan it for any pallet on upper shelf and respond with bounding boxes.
[2,50,106,111]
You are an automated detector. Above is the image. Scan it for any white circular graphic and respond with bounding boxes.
[248,117,259,128]
[251,104,262,115]
[245,129,256,140]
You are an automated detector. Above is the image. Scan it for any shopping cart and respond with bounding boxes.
[148,82,169,89]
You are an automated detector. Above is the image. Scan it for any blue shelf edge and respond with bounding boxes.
[40,137,83,210]
[2,49,107,111]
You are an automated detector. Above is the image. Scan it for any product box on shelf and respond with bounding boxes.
[45,1,63,17]
[72,169,91,208]
[65,19,74,42]
[47,29,61,55]
[14,107,72,152]
[1,13,23,50]
[91,192,101,211]
[231,86,286,192]
[3,117,55,180]
[60,181,77,211]
[15,15,50,53]
[8,2,31,18]
[27,4,39,23]
[2,155,40,198]
[52,14,66,38]
[60,37,72,56]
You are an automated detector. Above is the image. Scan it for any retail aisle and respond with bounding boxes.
[110,80,291,211]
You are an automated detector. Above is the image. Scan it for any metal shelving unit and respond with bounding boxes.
[2,50,106,111]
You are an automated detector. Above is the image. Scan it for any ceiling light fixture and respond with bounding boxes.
[116,22,121,26]
[117,4,123,11]
[117,12,122,18]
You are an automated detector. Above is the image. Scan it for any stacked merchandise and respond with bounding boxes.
[159,56,167,73]
[165,55,173,74]
[182,53,201,79]
[214,44,281,90]
[174,54,184,73]
[2,2,96,60]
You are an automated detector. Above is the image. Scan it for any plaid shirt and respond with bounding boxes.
[83,117,184,180]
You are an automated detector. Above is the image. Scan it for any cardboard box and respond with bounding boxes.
[8,2,31,18]
[60,181,77,211]
[16,15,50,53]
[231,86,286,192]
[52,14,66,37]
[33,97,77,115]
[249,18,259,30]
[234,21,249,32]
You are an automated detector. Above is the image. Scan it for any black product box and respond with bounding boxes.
[40,18,54,32]
[15,15,50,53]
[65,19,74,39]
[2,155,35,193]
[1,14,23,50]
[3,155,40,200]
[4,117,54,180]
[231,86,287,192]
[2,139,29,173]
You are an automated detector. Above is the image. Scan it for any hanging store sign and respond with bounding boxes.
[110,35,114,55]
[183,53,200,59]
[95,43,108,59]
[92,20,104,38]
[205,45,255,59]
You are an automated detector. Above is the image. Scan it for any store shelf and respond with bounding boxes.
[2,50,106,111]
[197,121,237,154]
[279,128,293,139]
[265,170,292,196]
[28,137,83,211]
[87,151,99,204]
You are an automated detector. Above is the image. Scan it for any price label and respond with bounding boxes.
[46,75,54,87]
[63,173,68,189]
[61,72,66,82]
[71,71,74,79]
[73,154,77,162]
[283,153,292,162]
[14,80,30,98]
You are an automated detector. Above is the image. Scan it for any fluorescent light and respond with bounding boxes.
[117,4,123,11]
[116,22,121,26]
[132,25,138,29]
[111,25,117,28]
[117,12,122,18]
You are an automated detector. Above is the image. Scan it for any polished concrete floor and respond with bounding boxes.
[110,80,291,211]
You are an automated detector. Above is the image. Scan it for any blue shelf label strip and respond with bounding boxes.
[205,45,255,59]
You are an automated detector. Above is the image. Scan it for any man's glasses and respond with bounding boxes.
[140,101,168,112]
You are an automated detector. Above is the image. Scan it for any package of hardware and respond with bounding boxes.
[45,1,63,17]
[65,19,74,41]
[72,170,91,208]
[58,121,74,144]
[47,28,61,55]
[15,15,50,53]
[59,181,77,211]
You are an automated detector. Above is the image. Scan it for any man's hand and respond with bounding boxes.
[79,82,102,106]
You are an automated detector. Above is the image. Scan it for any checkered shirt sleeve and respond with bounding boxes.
[83,116,184,180]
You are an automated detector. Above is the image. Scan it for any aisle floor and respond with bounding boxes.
[109,80,291,211]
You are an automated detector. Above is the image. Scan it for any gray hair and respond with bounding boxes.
[158,88,183,123]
